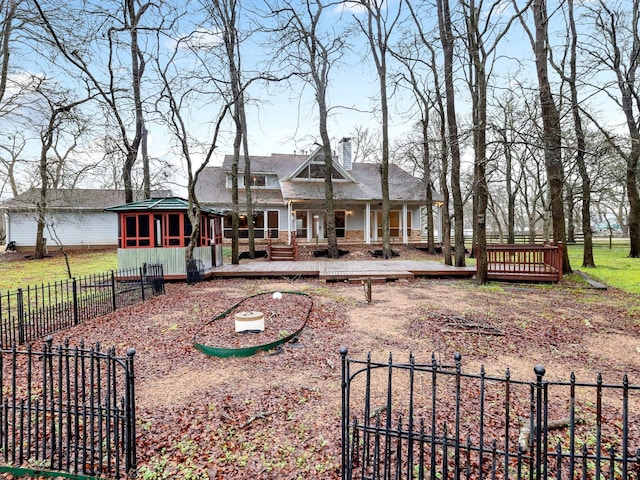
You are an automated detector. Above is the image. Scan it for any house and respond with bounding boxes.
[0,188,169,250]
[105,197,225,279]
[195,138,442,245]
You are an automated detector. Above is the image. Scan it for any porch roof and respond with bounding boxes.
[104,197,225,216]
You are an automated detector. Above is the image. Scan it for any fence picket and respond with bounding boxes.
[341,350,640,480]
[0,339,136,478]
[0,265,164,348]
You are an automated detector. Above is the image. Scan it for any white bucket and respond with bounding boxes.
[234,311,265,332]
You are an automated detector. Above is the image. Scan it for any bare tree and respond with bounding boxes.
[517,0,571,273]
[154,24,232,263]
[32,0,159,203]
[460,0,531,282]
[582,1,640,258]
[352,0,402,259]
[547,0,595,267]
[349,125,381,163]
[394,2,443,254]
[269,0,347,258]
[32,82,95,259]
[0,133,26,197]
[436,0,465,266]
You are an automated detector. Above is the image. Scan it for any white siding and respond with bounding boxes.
[6,211,117,248]
[117,246,213,276]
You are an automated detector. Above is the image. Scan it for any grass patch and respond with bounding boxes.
[0,249,117,292]
[567,241,640,294]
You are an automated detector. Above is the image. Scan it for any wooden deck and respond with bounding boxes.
[210,260,476,282]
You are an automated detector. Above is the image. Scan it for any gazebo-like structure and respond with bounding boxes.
[105,197,225,279]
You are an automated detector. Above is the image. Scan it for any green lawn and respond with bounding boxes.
[2,242,640,295]
[567,241,640,294]
[0,249,117,292]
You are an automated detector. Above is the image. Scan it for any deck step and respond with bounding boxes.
[270,245,295,261]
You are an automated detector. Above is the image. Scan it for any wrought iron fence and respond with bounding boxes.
[0,337,136,478]
[0,264,164,348]
[340,348,640,480]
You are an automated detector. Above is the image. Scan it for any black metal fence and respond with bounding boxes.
[341,349,640,480]
[0,264,165,348]
[0,337,136,478]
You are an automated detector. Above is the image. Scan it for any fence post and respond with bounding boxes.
[126,348,137,476]
[139,267,145,302]
[340,346,349,480]
[111,271,117,312]
[17,288,24,345]
[534,365,547,480]
[72,278,79,325]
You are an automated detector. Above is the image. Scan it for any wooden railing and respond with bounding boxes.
[291,231,299,261]
[480,242,563,282]
[267,231,272,261]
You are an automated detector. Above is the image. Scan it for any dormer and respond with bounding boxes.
[283,148,354,183]
[225,172,279,189]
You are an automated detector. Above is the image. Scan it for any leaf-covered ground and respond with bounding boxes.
[3,247,640,479]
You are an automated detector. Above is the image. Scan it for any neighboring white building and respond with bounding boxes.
[0,188,170,250]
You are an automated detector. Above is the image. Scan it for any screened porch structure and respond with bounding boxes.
[105,197,225,279]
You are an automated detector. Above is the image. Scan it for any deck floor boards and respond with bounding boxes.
[210,260,476,281]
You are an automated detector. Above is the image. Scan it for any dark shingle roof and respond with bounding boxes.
[0,188,172,211]
[196,153,441,206]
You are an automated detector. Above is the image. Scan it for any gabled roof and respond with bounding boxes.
[196,147,443,207]
[282,147,355,182]
[0,188,172,212]
[104,197,225,216]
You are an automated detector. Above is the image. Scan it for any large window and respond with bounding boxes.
[223,210,279,239]
[295,161,345,180]
[375,211,409,238]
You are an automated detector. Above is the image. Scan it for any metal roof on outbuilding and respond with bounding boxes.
[104,197,226,216]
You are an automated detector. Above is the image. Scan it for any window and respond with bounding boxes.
[335,211,346,238]
[223,210,279,239]
[226,174,271,188]
[295,211,307,238]
[295,161,345,180]
[268,210,279,239]
[251,175,266,186]
[374,211,410,238]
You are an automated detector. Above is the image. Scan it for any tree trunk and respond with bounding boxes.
[532,0,571,273]
[437,0,465,267]
[124,0,146,203]
[422,120,436,254]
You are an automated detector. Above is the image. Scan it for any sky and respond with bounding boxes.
[0,0,631,198]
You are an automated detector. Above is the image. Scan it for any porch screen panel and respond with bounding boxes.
[138,215,151,246]
[125,216,137,247]
[123,214,151,247]
[183,215,193,245]
[166,214,182,246]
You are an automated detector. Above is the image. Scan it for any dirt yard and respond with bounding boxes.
[3,247,640,479]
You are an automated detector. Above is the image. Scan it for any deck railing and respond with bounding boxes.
[481,242,563,281]
[341,349,640,480]
[292,231,299,261]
